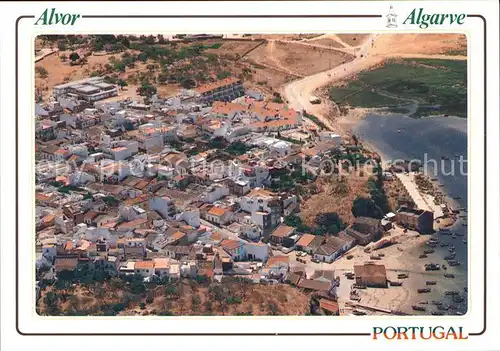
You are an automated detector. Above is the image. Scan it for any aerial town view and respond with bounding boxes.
[34,33,468,317]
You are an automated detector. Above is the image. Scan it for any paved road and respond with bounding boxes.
[282,34,380,131]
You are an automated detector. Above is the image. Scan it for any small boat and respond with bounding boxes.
[418,288,431,293]
[448,260,460,267]
[464,287,468,293]
[448,247,455,253]
[453,296,464,303]
[445,291,459,296]
[462,223,468,227]
[352,309,367,315]
[389,280,403,286]
[440,242,449,247]
[449,305,458,310]
[432,301,443,306]
[397,273,409,279]
[455,232,465,237]
[432,311,444,316]
[425,263,440,271]
[444,273,455,278]
[441,156,450,160]
[444,253,456,260]
[463,239,467,244]
[451,234,456,239]
[426,242,437,247]
[419,254,428,259]
[412,305,426,311]
[424,249,435,254]
[437,304,449,311]
[426,281,437,285]
[454,154,460,158]
[453,196,462,200]
[419,301,429,305]
[397,129,402,133]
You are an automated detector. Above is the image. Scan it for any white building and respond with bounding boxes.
[243,242,269,262]
[319,132,343,147]
[270,140,293,157]
[202,184,230,203]
[148,196,176,219]
[176,208,201,228]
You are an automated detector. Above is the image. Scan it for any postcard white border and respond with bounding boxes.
[0,1,498,347]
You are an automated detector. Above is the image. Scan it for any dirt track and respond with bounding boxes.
[282,34,467,135]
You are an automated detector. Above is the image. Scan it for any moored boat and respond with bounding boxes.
[418,288,431,293]
[425,263,440,271]
[424,249,435,254]
[432,311,444,316]
[445,291,459,296]
[444,273,455,278]
[412,305,426,312]
[444,253,456,260]
[426,281,437,285]
[452,296,464,303]
[352,309,367,315]
[419,254,427,259]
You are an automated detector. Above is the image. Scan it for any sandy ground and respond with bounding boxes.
[281,33,467,136]
[395,172,444,217]
[287,224,466,315]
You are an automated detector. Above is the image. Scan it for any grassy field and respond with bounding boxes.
[329,58,467,118]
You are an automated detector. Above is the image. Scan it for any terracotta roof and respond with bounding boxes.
[195,77,240,94]
[220,239,242,251]
[210,231,223,241]
[297,278,330,291]
[36,193,51,201]
[116,218,149,230]
[208,207,226,216]
[170,231,186,241]
[55,257,78,271]
[354,263,387,279]
[271,225,294,238]
[296,234,316,247]
[319,298,339,313]
[153,258,170,270]
[135,261,155,269]
[266,255,289,267]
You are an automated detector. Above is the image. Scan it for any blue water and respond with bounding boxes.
[353,113,468,315]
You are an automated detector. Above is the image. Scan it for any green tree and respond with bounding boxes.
[69,52,80,62]
[351,196,383,219]
[136,82,157,97]
[138,52,148,62]
[35,66,48,78]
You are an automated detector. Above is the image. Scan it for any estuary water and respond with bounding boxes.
[353,112,469,315]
